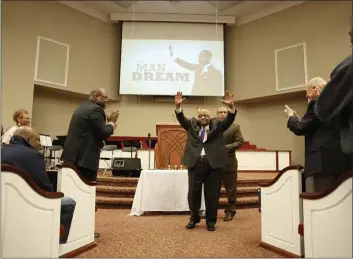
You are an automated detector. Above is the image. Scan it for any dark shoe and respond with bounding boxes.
[207,225,215,231]
[223,212,235,222]
[94,232,100,238]
[186,218,200,229]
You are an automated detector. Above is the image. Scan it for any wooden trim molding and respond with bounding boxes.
[1,164,64,199]
[59,242,97,258]
[259,165,304,187]
[300,171,353,200]
[57,163,97,186]
[259,241,301,258]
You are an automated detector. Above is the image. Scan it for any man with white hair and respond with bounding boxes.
[174,90,236,231]
[284,77,351,192]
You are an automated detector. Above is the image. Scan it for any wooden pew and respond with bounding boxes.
[1,164,63,258]
[259,165,304,257]
[300,171,352,258]
[56,163,97,257]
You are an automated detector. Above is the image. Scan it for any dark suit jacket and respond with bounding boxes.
[315,55,353,155]
[223,123,244,172]
[176,109,236,169]
[175,58,223,96]
[288,100,350,177]
[61,100,114,171]
[1,136,53,192]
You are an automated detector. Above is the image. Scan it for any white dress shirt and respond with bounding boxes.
[2,126,18,144]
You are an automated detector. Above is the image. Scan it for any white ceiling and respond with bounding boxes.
[60,1,305,25]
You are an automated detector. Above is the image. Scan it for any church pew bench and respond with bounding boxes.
[300,171,352,258]
[259,165,304,257]
[56,163,97,257]
[1,164,63,258]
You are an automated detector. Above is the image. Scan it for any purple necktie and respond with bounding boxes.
[200,127,205,142]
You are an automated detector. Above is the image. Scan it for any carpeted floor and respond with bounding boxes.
[78,209,281,258]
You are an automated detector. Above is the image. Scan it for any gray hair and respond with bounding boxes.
[306,77,327,94]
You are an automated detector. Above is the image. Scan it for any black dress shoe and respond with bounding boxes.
[223,212,235,222]
[207,225,215,231]
[186,219,200,229]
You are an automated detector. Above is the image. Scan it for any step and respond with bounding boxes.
[95,196,259,210]
[96,186,260,199]
[97,176,270,188]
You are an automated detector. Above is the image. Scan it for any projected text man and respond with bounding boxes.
[169,45,223,96]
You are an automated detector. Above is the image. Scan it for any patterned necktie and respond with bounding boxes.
[200,127,205,142]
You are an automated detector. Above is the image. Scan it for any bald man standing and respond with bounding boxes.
[175,90,236,231]
[1,127,76,244]
[61,88,118,182]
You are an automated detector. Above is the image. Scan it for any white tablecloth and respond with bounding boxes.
[130,170,205,216]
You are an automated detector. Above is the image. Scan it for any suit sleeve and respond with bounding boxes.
[175,110,190,131]
[89,107,114,140]
[287,107,322,136]
[29,152,54,192]
[175,58,199,71]
[315,58,353,121]
[225,125,244,150]
[220,109,237,132]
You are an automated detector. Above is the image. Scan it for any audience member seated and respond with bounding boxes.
[2,109,31,145]
[1,126,76,243]
[285,77,351,192]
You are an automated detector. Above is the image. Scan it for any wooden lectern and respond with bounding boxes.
[154,123,187,169]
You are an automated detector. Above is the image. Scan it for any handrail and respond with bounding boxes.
[300,171,353,200]
[1,164,64,199]
[259,165,304,187]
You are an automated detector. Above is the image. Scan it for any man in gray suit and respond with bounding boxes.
[315,26,353,166]
[174,90,236,231]
[217,107,244,221]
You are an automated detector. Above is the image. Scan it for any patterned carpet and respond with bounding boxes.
[78,208,280,258]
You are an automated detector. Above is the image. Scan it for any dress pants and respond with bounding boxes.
[222,170,237,215]
[188,157,222,226]
[76,165,98,182]
[60,197,76,243]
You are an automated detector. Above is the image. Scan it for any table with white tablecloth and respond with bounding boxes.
[130,170,205,216]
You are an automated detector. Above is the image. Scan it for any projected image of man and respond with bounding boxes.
[169,45,223,96]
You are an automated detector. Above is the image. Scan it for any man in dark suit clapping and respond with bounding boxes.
[174,90,236,231]
[285,78,351,192]
[315,25,353,165]
[61,88,118,181]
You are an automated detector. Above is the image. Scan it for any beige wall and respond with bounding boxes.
[2,1,119,128]
[3,1,352,166]
[226,0,352,101]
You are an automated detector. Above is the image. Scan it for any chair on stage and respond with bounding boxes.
[1,164,63,258]
[57,163,97,257]
[99,144,117,175]
[259,165,304,257]
[300,171,352,258]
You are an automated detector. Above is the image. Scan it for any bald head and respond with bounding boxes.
[89,88,108,108]
[14,126,41,150]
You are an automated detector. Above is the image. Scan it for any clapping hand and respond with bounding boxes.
[221,90,235,109]
[284,105,294,117]
[175,91,185,108]
[108,109,119,123]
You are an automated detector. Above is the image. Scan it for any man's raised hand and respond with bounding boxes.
[221,90,235,109]
[175,91,185,108]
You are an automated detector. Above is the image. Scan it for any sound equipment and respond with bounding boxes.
[111,158,142,177]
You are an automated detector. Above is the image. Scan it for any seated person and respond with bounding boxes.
[2,109,31,145]
[1,126,76,244]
